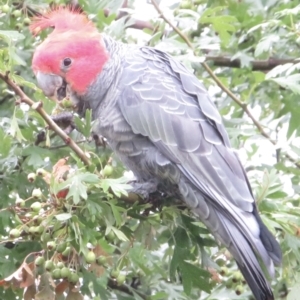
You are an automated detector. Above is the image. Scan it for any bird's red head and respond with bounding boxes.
[31,7,109,97]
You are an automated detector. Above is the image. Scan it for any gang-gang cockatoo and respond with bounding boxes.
[30,7,281,300]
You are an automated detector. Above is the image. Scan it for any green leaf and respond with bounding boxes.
[55,213,72,221]
[0,127,11,158]
[268,74,300,94]
[111,227,129,241]
[10,108,26,142]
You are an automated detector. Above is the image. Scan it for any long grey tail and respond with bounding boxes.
[180,181,282,300]
[204,208,281,300]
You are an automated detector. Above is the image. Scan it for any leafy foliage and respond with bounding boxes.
[0,0,300,299]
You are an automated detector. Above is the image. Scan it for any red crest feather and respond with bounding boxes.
[30,6,96,35]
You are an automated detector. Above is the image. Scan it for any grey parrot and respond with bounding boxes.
[31,7,282,300]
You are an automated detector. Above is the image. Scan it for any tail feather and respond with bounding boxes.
[222,216,275,300]
[193,204,276,300]
[254,208,282,265]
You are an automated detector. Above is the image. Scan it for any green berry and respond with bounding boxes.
[15,198,25,208]
[235,284,244,295]
[15,23,23,31]
[68,272,79,284]
[9,228,21,238]
[56,242,67,253]
[41,232,51,243]
[232,271,242,283]
[52,268,61,279]
[220,266,228,276]
[36,168,47,176]
[29,226,37,234]
[61,97,73,108]
[23,17,30,25]
[180,0,192,9]
[96,255,107,266]
[1,4,10,13]
[216,258,226,266]
[102,165,113,177]
[35,256,45,266]
[12,9,21,18]
[27,173,37,183]
[47,241,56,251]
[225,278,233,289]
[62,246,71,257]
[56,262,65,269]
[116,274,126,285]
[32,188,42,199]
[34,226,43,235]
[106,230,115,242]
[194,0,202,5]
[61,267,70,278]
[85,251,96,264]
[45,260,54,271]
[33,215,43,225]
[31,201,41,212]
[110,269,120,278]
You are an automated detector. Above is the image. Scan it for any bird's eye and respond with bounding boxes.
[63,58,72,67]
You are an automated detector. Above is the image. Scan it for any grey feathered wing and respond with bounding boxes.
[117,47,281,300]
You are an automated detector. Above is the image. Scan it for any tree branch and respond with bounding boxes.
[205,56,298,71]
[150,0,300,169]
[0,72,92,167]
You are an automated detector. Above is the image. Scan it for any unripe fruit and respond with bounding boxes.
[61,98,73,108]
[41,232,51,243]
[47,241,56,251]
[29,226,37,235]
[180,0,192,9]
[56,262,65,269]
[9,228,21,238]
[33,215,43,225]
[45,260,54,271]
[232,271,243,283]
[96,255,107,266]
[116,274,126,285]
[62,246,71,257]
[15,23,23,31]
[35,256,45,266]
[31,201,41,212]
[235,284,244,295]
[1,4,10,13]
[27,173,36,183]
[85,251,96,264]
[61,267,70,278]
[32,188,42,199]
[12,9,21,18]
[56,242,67,253]
[110,269,120,278]
[15,198,25,208]
[34,226,43,235]
[106,230,115,242]
[52,268,61,279]
[216,258,226,266]
[68,272,79,284]
[23,17,30,25]
[102,165,113,177]
[220,266,228,276]
[36,168,47,176]
[225,279,233,289]
[25,212,34,219]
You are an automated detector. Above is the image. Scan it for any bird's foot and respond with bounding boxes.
[128,179,158,200]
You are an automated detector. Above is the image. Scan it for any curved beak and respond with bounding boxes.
[36,72,66,101]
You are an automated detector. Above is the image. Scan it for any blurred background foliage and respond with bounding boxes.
[0,0,300,299]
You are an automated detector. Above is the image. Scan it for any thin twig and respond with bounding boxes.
[150,0,300,169]
[0,72,91,166]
